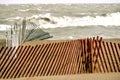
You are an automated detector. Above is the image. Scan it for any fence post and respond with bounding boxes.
[90,38,94,73]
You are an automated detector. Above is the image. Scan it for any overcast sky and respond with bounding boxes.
[0,0,120,4]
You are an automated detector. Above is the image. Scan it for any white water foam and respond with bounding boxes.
[3,12,120,29]
[18,9,30,12]
[0,25,11,31]
[5,16,22,21]
[28,12,120,28]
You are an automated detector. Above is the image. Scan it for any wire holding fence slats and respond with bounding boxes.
[0,36,119,79]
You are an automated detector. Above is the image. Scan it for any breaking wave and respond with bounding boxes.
[29,12,120,28]
[18,9,30,12]
[4,12,120,29]
[0,25,11,31]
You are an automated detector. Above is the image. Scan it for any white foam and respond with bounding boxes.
[28,13,51,19]
[37,8,41,11]
[31,12,120,28]
[0,25,11,31]
[4,12,120,29]
[18,9,30,12]
[6,16,22,21]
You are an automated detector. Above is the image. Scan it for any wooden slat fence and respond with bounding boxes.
[0,36,120,79]
[91,37,120,73]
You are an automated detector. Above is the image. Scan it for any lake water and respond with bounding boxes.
[0,4,120,39]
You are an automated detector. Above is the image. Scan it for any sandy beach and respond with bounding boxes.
[0,39,6,48]
[0,73,119,80]
[0,38,119,80]
[21,38,120,46]
[103,38,120,43]
[0,38,119,47]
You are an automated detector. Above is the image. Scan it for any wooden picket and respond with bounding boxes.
[0,36,119,79]
[91,37,120,73]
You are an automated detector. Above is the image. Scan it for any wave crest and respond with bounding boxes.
[5,12,120,28]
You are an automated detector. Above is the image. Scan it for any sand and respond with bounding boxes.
[103,38,120,43]
[21,38,120,46]
[0,39,119,80]
[0,39,6,48]
[0,38,119,47]
[0,72,119,80]
[21,40,68,46]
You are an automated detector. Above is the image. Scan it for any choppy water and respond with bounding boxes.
[0,4,120,39]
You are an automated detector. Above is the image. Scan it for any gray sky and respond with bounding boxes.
[0,0,120,4]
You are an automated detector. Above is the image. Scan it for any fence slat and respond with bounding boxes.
[27,45,41,77]
[0,47,5,58]
[103,42,113,72]
[114,43,120,72]
[1,47,16,77]
[1,47,11,68]
[35,44,51,76]
[57,42,68,75]
[0,37,119,79]
[98,41,106,72]
[41,43,57,76]
[4,46,24,78]
[44,43,63,75]
[10,46,31,78]
[21,45,38,77]
[77,40,82,74]
[30,44,46,76]
[60,42,70,75]
[106,42,116,72]
[109,42,118,72]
